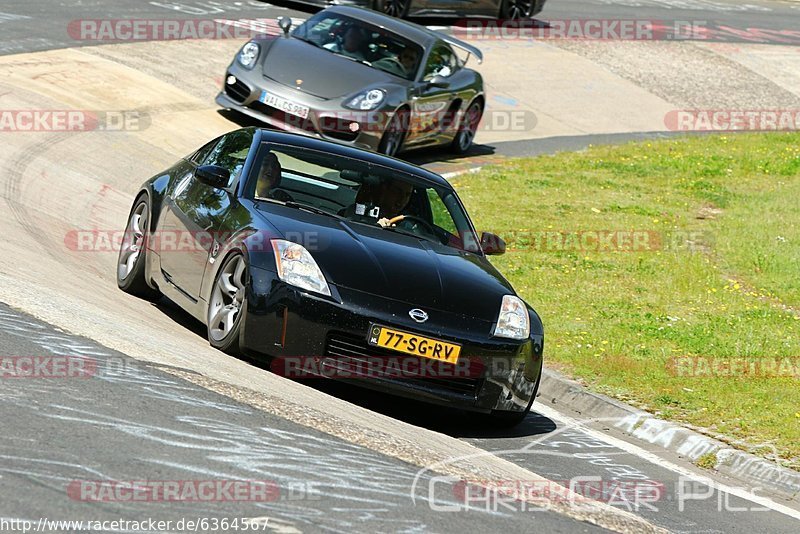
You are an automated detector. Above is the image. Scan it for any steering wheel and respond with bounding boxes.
[384,214,438,236]
[373,56,406,76]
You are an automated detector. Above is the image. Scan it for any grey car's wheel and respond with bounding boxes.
[116,193,160,300]
[378,109,409,157]
[500,0,534,20]
[450,102,482,155]
[375,0,410,18]
[207,253,247,354]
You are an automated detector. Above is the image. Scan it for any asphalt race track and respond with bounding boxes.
[1,0,800,532]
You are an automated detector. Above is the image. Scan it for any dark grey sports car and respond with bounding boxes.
[216,6,485,157]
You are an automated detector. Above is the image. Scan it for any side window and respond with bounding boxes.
[423,44,458,81]
[189,137,219,164]
[426,189,458,235]
[200,129,254,186]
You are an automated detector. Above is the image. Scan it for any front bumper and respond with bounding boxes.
[244,266,543,413]
[216,63,386,152]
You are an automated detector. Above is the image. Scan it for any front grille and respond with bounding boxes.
[224,75,250,103]
[320,123,359,142]
[324,332,482,397]
[318,116,359,142]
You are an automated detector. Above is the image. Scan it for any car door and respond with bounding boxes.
[407,42,460,146]
[158,130,253,300]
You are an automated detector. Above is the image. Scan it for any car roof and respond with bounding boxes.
[255,129,451,188]
[323,6,439,48]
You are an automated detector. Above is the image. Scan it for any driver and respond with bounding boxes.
[379,179,413,218]
[398,47,418,77]
[255,152,292,202]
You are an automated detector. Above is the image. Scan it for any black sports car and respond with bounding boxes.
[117,128,544,424]
[217,6,485,156]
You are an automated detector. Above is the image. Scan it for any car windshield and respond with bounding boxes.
[249,143,481,253]
[291,13,423,81]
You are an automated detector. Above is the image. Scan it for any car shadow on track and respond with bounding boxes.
[217,109,497,168]
[297,378,557,439]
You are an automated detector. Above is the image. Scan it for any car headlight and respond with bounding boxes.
[271,239,331,296]
[344,89,385,111]
[237,42,260,69]
[493,295,530,340]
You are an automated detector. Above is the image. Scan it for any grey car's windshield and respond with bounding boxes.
[291,13,423,81]
[248,143,481,253]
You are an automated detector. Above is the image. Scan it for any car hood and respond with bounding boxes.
[257,205,514,321]
[262,38,395,100]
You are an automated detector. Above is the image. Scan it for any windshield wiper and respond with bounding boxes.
[335,53,372,67]
[293,35,323,49]
[284,201,346,221]
[382,225,440,245]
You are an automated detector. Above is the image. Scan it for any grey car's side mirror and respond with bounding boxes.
[278,16,292,36]
[427,75,450,89]
[195,165,230,190]
[480,232,506,255]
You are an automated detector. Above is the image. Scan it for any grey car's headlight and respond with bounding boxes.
[237,42,260,69]
[493,295,530,340]
[271,239,331,296]
[344,89,385,111]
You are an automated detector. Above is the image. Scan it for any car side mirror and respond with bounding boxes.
[480,232,506,255]
[195,165,230,189]
[427,75,450,89]
[278,16,292,36]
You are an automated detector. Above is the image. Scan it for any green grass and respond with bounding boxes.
[454,133,800,467]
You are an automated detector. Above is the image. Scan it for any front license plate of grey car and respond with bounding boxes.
[259,90,309,119]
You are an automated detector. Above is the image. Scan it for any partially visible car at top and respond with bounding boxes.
[116,128,544,425]
[298,0,547,20]
[217,6,485,157]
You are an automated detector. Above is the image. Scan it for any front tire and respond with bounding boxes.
[487,361,543,427]
[116,193,160,300]
[207,252,248,354]
[450,101,482,155]
[378,108,409,157]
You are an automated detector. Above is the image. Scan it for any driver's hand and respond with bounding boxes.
[377,217,393,228]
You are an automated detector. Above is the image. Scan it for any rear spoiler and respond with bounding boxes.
[441,34,483,65]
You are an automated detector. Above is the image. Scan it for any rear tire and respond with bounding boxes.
[499,0,534,20]
[374,0,410,18]
[116,193,160,301]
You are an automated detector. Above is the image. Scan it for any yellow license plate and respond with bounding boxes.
[367,324,461,364]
